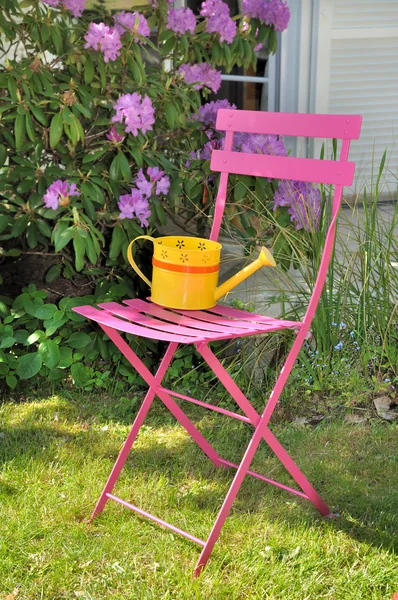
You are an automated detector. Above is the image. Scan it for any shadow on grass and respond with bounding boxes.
[1,393,397,560]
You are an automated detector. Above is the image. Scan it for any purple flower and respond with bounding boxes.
[84,23,122,63]
[242,0,290,32]
[239,133,287,156]
[167,7,196,35]
[42,0,85,16]
[112,93,155,136]
[106,126,125,143]
[136,168,153,198]
[43,180,79,210]
[134,167,170,198]
[200,138,224,160]
[195,99,236,128]
[118,189,151,227]
[179,63,222,93]
[156,176,170,196]
[63,0,85,16]
[273,180,322,232]
[334,341,343,351]
[200,0,236,44]
[147,166,163,182]
[113,11,150,41]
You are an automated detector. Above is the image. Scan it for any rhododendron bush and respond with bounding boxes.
[0,0,302,292]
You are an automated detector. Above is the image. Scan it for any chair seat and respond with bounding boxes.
[72,298,302,344]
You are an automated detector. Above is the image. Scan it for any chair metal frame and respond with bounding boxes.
[73,109,362,576]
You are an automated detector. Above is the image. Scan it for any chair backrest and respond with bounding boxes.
[209,109,362,327]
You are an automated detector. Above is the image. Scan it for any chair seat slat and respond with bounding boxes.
[123,299,254,333]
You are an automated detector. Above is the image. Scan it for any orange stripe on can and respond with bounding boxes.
[152,257,219,274]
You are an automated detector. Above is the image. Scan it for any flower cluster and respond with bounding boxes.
[200,0,237,44]
[112,93,155,136]
[118,190,151,226]
[242,0,290,32]
[179,63,221,93]
[273,180,321,232]
[113,11,150,41]
[136,167,170,197]
[84,23,122,63]
[237,133,287,156]
[195,99,236,129]
[167,7,196,35]
[117,167,170,225]
[43,180,79,210]
[42,0,85,17]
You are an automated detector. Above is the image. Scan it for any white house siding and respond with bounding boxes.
[279,0,398,197]
[313,0,398,196]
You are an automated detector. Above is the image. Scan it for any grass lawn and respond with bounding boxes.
[1,391,397,599]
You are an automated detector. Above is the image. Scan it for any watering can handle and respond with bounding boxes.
[127,235,155,288]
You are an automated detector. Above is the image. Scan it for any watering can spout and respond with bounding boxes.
[214,247,276,302]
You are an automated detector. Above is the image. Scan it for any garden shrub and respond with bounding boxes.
[0,0,305,389]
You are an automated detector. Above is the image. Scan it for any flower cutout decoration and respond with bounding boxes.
[202,253,210,264]
[180,253,189,264]
[161,249,168,259]
[198,242,206,250]
[176,240,185,249]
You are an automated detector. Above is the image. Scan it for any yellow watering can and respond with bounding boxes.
[127,235,276,310]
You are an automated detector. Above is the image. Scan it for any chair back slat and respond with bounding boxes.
[210,151,355,186]
[216,109,362,140]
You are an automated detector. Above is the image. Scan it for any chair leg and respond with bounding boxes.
[263,427,331,516]
[194,419,265,576]
[194,343,330,550]
[102,326,223,467]
[90,342,178,521]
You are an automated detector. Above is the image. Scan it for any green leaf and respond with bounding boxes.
[16,352,42,380]
[6,374,17,389]
[11,214,29,237]
[67,332,92,349]
[129,145,143,168]
[50,25,63,54]
[164,101,176,129]
[25,111,36,142]
[35,304,58,320]
[73,234,85,271]
[268,29,278,54]
[29,104,48,126]
[0,144,7,168]
[50,112,64,148]
[38,339,60,369]
[127,56,142,84]
[84,56,95,84]
[26,330,44,345]
[109,154,120,181]
[7,77,18,102]
[234,182,248,202]
[84,234,98,264]
[109,225,126,260]
[55,227,75,252]
[161,36,176,56]
[58,347,74,368]
[0,337,16,349]
[36,219,52,238]
[71,363,93,386]
[15,112,26,151]
[118,152,131,181]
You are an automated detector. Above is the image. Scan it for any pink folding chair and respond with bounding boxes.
[73,110,362,576]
